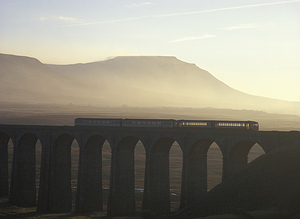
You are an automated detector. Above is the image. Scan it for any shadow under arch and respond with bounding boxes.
[48,134,75,213]
[0,132,11,197]
[9,133,39,207]
[227,140,266,178]
[76,135,107,213]
[183,138,215,207]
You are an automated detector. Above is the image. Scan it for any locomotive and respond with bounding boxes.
[75,118,259,131]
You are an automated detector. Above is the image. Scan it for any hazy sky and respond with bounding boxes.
[1,0,300,101]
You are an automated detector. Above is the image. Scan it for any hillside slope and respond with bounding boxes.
[1,53,299,114]
[47,56,300,114]
[0,53,92,104]
[169,143,300,219]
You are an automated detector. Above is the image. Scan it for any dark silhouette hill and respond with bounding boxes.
[1,53,299,115]
[169,143,300,219]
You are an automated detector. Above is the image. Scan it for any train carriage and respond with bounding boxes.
[74,118,122,127]
[213,121,259,131]
[74,118,259,131]
[177,120,211,128]
[122,119,176,128]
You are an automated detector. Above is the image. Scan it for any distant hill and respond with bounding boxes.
[1,53,299,115]
[0,53,90,104]
[169,143,300,218]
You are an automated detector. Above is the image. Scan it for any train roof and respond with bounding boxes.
[75,118,175,121]
[75,118,258,123]
[75,118,122,120]
[123,118,175,121]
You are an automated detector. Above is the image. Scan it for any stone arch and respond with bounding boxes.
[248,143,266,163]
[207,142,223,189]
[188,138,215,156]
[76,134,107,213]
[230,140,266,163]
[227,140,265,178]
[48,134,75,213]
[230,140,260,159]
[117,136,140,152]
[151,137,176,154]
[101,139,112,200]
[9,133,39,207]
[0,132,10,145]
[0,132,11,197]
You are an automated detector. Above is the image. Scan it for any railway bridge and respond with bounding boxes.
[0,124,299,216]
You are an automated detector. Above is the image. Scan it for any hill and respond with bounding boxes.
[0,53,90,105]
[169,143,300,219]
[1,53,299,115]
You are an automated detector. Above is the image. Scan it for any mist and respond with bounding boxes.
[1,53,300,116]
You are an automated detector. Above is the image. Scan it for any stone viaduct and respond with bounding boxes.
[0,124,299,216]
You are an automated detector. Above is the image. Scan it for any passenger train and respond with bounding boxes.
[75,118,259,131]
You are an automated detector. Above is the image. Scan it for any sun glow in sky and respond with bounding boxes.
[1,0,300,101]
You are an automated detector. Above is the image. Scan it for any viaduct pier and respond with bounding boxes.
[0,124,299,216]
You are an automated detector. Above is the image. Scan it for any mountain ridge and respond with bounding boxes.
[1,53,299,115]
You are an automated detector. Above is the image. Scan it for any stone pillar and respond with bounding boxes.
[0,134,9,197]
[181,153,207,207]
[75,136,104,213]
[223,140,255,180]
[179,152,187,209]
[107,149,135,216]
[37,134,52,212]
[224,156,248,179]
[142,149,150,211]
[47,135,73,213]
[9,134,37,207]
[146,152,170,216]
[180,138,212,207]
